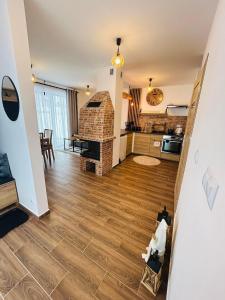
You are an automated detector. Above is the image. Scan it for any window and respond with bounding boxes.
[34,84,69,149]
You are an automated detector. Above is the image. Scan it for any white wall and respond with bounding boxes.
[141,84,193,116]
[167,1,224,299]
[121,99,129,129]
[96,67,123,167]
[0,0,48,216]
[121,82,129,129]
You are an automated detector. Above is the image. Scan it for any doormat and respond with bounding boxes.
[0,208,29,238]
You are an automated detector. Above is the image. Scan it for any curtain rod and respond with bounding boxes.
[35,79,78,93]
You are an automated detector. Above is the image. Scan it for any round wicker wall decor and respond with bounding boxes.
[146,88,164,106]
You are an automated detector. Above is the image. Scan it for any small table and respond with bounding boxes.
[64,137,86,153]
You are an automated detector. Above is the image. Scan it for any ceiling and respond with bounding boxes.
[24,0,218,89]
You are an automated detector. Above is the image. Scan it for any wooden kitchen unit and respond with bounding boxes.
[0,180,18,211]
[124,132,180,162]
[126,132,133,156]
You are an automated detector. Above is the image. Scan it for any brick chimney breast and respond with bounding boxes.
[79,91,114,176]
[79,91,114,141]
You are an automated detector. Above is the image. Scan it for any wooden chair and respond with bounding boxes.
[41,148,48,169]
[39,134,48,168]
[43,129,55,164]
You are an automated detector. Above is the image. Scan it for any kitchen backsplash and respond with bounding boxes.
[139,113,187,132]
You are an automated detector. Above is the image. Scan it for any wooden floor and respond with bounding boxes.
[0,152,178,300]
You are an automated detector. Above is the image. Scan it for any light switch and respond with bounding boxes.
[202,168,219,210]
[194,150,200,165]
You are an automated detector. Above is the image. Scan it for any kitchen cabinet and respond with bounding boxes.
[133,133,151,155]
[120,135,127,162]
[126,133,133,156]
[132,132,181,162]
[160,152,180,162]
[149,135,162,158]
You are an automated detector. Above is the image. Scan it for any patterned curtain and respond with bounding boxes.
[128,88,141,127]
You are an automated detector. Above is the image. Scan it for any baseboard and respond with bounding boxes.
[38,209,50,219]
[18,204,50,219]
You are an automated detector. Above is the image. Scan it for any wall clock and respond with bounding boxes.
[146,88,164,106]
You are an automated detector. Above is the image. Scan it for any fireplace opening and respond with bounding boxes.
[81,141,100,161]
[86,161,96,173]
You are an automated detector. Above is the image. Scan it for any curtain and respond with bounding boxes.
[67,89,78,136]
[128,88,141,127]
[34,84,69,149]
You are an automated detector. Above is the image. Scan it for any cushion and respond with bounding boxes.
[0,153,13,185]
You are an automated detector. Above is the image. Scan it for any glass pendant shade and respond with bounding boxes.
[148,86,153,93]
[85,85,91,96]
[147,78,153,92]
[111,52,125,68]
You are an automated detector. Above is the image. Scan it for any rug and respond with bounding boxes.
[133,155,161,166]
[0,208,29,238]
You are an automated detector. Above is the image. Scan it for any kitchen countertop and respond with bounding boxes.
[120,129,166,137]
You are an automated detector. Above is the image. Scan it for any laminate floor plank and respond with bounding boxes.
[0,240,27,297]
[41,211,92,251]
[3,226,33,252]
[15,240,67,295]
[51,239,106,298]
[95,273,142,300]
[84,238,143,292]
[22,218,63,252]
[51,272,95,300]
[4,274,50,300]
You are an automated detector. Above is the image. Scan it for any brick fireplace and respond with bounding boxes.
[79,91,114,176]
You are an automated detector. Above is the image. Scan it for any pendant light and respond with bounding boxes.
[85,85,91,96]
[148,78,153,92]
[111,37,125,68]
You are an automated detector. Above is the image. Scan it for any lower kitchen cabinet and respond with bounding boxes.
[160,152,180,162]
[132,132,180,162]
[133,133,151,155]
[126,133,133,156]
[149,135,162,158]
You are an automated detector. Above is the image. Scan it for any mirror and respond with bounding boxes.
[1,76,20,121]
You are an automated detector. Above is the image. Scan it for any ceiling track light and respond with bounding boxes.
[111,37,125,68]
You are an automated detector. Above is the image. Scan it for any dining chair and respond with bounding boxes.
[39,134,48,168]
[41,148,48,169]
[43,129,55,163]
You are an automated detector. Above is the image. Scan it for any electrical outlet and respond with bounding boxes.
[202,167,219,210]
